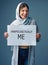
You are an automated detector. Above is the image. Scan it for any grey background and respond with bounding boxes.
[0,0,48,65]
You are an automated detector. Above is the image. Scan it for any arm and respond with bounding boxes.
[31,19,41,41]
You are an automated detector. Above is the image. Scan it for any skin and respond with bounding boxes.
[19,7,29,19]
[4,6,41,48]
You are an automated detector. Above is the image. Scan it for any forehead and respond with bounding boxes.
[20,7,28,10]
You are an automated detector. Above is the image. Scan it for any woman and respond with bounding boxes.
[4,2,41,65]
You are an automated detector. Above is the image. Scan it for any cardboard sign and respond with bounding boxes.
[7,25,36,46]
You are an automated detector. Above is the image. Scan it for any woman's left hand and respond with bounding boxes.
[36,33,41,39]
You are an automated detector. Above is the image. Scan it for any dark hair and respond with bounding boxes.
[19,3,29,11]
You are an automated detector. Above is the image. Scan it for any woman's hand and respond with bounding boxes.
[36,33,41,39]
[4,32,8,38]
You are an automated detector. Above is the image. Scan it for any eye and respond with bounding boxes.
[22,10,24,12]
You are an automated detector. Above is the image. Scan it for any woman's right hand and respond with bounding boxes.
[4,32,8,38]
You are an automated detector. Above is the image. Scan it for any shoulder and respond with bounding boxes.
[10,20,16,25]
[10,19,19,26]
[29,17,36,25]
[28,17,35,22]
[31,19,36,25]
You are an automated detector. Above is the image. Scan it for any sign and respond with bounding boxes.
[7,25,36,46]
